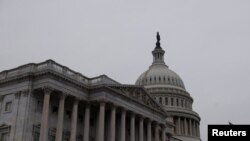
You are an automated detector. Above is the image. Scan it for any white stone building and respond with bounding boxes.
[0,33,200,141]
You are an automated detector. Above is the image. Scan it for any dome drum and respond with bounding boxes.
[145,86,190,96]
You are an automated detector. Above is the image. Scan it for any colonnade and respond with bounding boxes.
[175,116,200,137]
[38,88,168,141]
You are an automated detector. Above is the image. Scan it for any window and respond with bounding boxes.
[52,106,58,114]
[0,125,10,141]
[77,135,83,141]
[159,97,162,104]
[90,118,94,126]
[0,132,9,141]
[33,132,39,141]
[63,131,70,141]
[171,98,174,106]
[32,125,40,141]
[165,97,168,105]
[176,99,179,106]
[4,101,12,112]
[181,99,184,107]
[49,135,55,141]
[66,110,71,119]
[36,100,42,112]
[78,114,83,123]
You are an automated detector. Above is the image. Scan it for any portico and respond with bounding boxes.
[36,83,171,141]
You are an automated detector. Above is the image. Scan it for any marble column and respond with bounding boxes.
[161,127,166,141]
[197,123,199,137]
[147,120,152,141]
[110,106,116,141]
[121,109,126,141]
[155,124,160,141]
[83,105,90,141]
[185,118,188,135]
[177,117,181,135]
[39,88,52,141]
[194,122,196,137]
[198,123,200,137]
[130,114,135,141]
[55,94,66,141]
[139,117,144,141]
[194,122,197,137]
[97,102,105,141]
[192,121,195,137]
[70,99,79,141]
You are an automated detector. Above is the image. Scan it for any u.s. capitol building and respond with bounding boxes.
[0,33,201,141]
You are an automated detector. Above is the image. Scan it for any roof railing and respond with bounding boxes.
[0,60,119,86]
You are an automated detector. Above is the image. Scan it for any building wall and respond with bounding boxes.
[0,60,170,141]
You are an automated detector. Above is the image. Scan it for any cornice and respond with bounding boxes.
[104,85,168,117]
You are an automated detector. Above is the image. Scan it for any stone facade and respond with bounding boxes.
[0,59,172,141]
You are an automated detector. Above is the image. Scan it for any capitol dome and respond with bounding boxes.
[136,32,185,90]
[135,63,185,89]
[136,32,201,141]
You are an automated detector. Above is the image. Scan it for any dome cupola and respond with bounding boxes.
[152,32,166,66]
[136,32,185,90]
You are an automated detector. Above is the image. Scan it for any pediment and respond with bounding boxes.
[107,85,166,114]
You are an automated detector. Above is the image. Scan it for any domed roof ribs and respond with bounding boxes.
[152,32,168,67]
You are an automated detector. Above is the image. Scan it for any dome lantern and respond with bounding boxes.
[152,32,167,67]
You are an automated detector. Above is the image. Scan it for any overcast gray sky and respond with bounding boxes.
[1,0,250,140]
